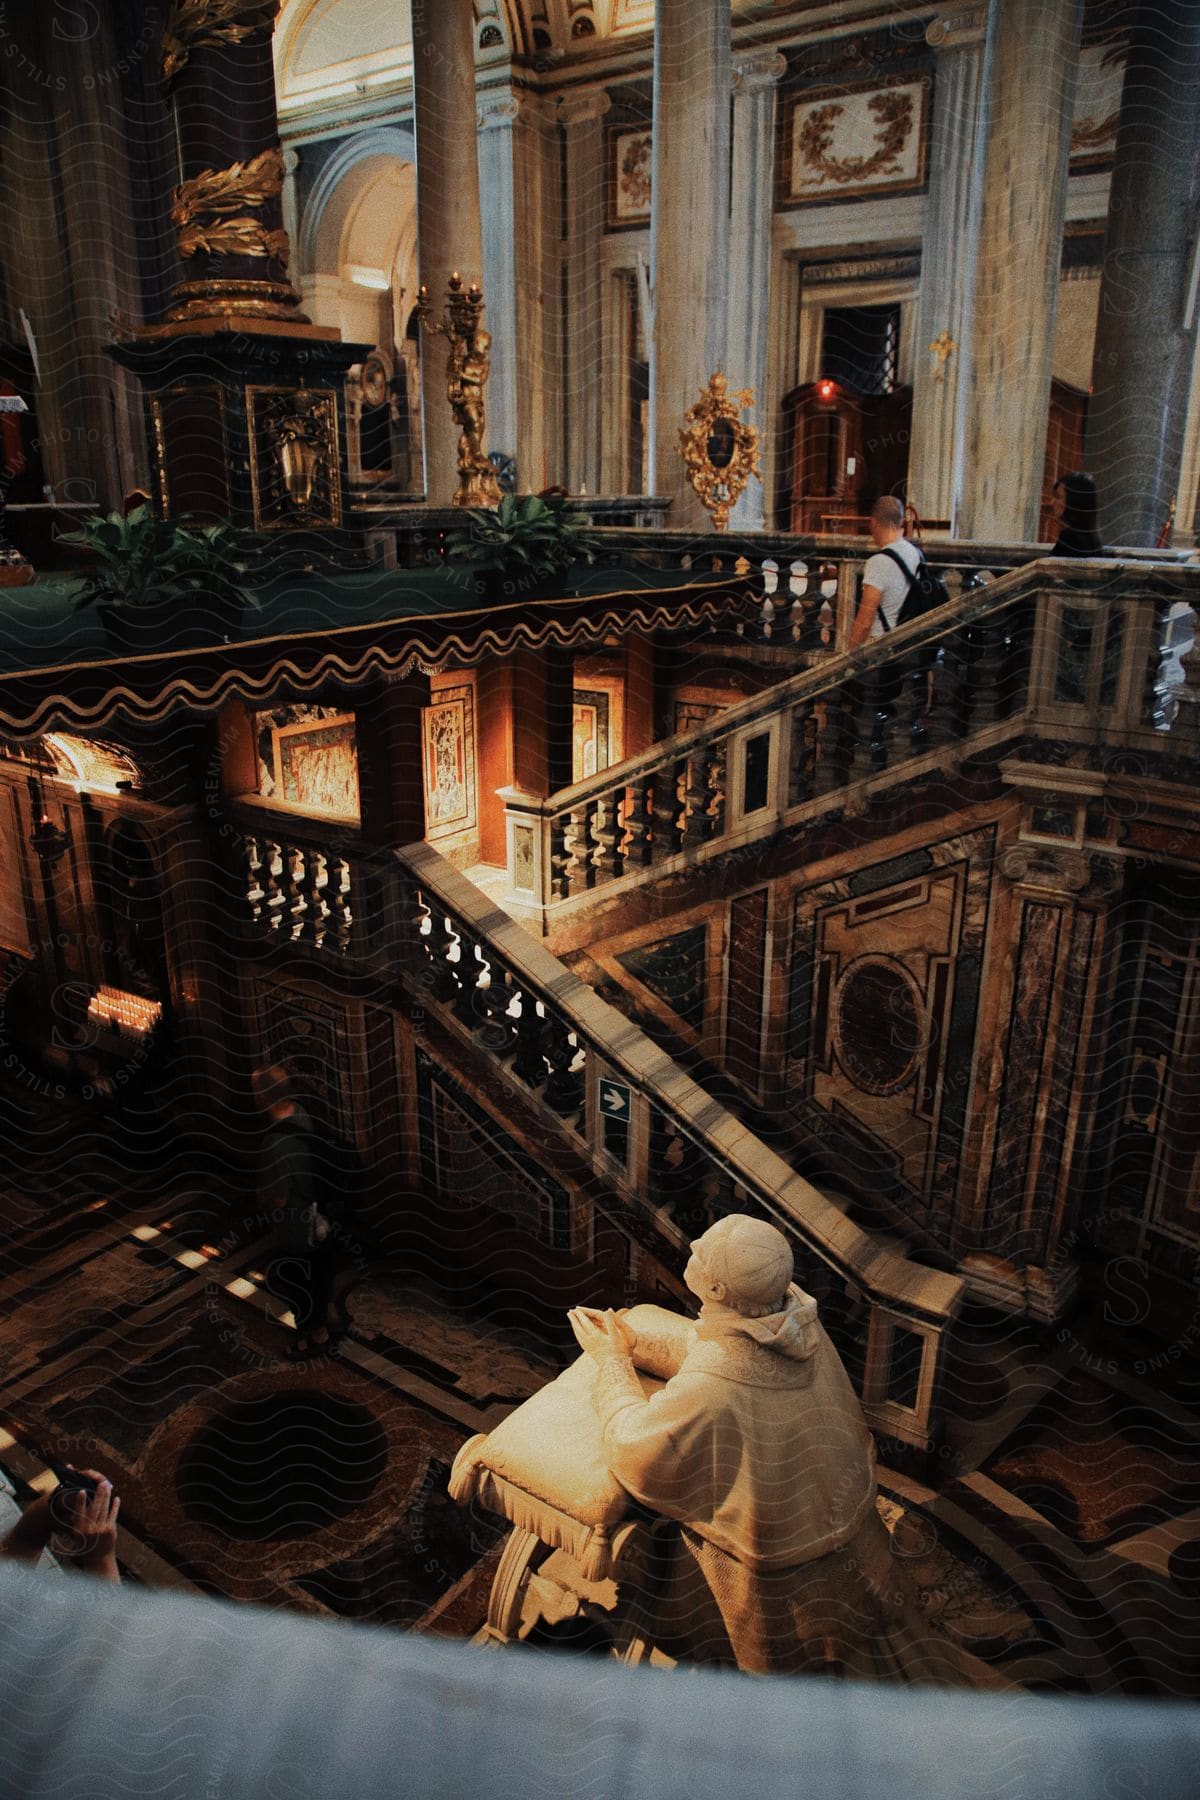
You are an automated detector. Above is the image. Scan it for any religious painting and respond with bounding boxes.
[573,689,611,782]
[785,77,928,205]
[1070,43,1124,167]
[271,712,360,821]
[609,125,653,226]
[423,682,478,839]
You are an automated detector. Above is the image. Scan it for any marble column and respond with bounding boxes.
[727,51,786,532]
[476,92,522,472]
[958,0,1084,543]
[560,89,612,497]
[412,0,485,504]
[477,89,559,491]
[905,8,987,532]
[1085,1,1200,548]
[650,0,731,527]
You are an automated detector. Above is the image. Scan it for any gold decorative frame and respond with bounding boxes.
[246,386,343,530]
[677,373,761,533]
[783,75,929,207]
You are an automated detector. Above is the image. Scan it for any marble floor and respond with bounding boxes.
[0,1130,1196,1692]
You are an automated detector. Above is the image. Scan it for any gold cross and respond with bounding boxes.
[929,330,958,380]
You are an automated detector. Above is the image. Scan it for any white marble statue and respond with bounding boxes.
[568,1216,990,1680]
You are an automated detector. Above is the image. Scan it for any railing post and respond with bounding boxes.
[499,787,552,916]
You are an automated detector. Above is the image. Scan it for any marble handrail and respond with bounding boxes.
[394,836,965,1449]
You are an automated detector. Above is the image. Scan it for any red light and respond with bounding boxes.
[817,379,836,401]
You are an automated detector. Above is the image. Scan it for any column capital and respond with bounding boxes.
[732,49,787,93]
[925,6,988,51]
[476,89,523,130]
[556,87,611,127]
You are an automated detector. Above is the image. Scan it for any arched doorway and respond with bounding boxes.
[297,130,422,494]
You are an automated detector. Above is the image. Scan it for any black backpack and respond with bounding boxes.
[877,546,951,629]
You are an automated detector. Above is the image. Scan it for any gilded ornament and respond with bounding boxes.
[417,274,502,510]
[797,89,913,185]
[677,373,761,533]
[162,0,281,86]
[175,217,290,265]
[247,388,342,529]
[171,146,284,230]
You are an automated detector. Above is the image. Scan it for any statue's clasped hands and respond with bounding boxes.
[568,1306,635,1362]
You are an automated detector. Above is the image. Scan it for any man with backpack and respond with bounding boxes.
[252,1063,342,1357]
[849,495,925,646]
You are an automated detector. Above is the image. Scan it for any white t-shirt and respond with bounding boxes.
[862,537,922,637]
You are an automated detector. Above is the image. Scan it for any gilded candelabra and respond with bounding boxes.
[417,273,502,510]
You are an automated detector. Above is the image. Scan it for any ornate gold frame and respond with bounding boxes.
[246,386,343,530]
[677,373,761,533]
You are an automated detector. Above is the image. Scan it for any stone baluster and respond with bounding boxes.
[511,990,548,1087]
[705,742,728,839]
[280,845,306,941]
[812,689,856,796]
[260,839,284,929]
[1170,606,1200,748]
[589,788,624,884]
[562,806,593,895]
[651,763,684,860]
[543,1016,584,1119]
[245,835,266,924]
[547,814,571,902]
[329,856,353,956]
[301,848,329,951]
[623,780,655,869]
[681,754,715,848]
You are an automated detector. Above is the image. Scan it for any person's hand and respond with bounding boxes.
[51,1474,121,1584]
[568,1307,635,1362]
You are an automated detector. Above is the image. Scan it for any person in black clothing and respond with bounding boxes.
[252,1063,336,1356]
[1050,470,1104,557]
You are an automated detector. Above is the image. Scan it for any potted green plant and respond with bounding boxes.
[62,505,266,653]
[443,493,600,595]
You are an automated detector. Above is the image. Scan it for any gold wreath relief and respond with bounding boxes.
[162,0,281,87]
[677,372,761,533]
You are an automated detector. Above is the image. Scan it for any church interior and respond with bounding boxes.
[0,0,1199,1786]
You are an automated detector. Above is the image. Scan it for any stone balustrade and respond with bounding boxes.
[501,558,1200,918]
[392,838,964,1451]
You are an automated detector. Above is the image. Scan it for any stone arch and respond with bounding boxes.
[299,125,417,284]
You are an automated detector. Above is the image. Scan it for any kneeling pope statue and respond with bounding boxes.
[568,1215,991,1680]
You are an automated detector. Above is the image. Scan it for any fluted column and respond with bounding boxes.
[906,8,987,531]
[412,0,485,504]
[560,89,612,497]
[477,89,560,491]
[727,51,786,531]
[1085,1,1200,548]
[476,92,522,470]
[650,0,731,527]
[958,0,1084,542]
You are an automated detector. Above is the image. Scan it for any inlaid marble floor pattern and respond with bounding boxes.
[0,1179,1195,1691]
